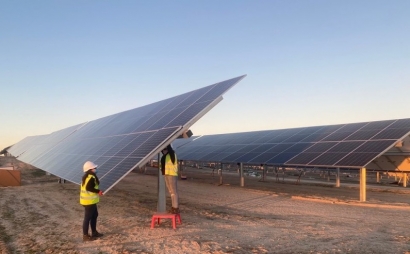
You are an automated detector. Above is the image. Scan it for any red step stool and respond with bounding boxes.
[151,212,182,229]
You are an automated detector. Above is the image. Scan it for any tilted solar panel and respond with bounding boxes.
[175,118,410,169]
[7,135,48,158]
[18,123,88,165]
[9,75,247,192]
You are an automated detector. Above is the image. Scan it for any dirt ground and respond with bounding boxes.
[1,157,410,254]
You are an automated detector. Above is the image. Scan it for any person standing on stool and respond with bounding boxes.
[160,144,180,214]
[80,161,104,241]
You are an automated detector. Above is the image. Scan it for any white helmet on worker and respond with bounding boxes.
[83,161,98,172]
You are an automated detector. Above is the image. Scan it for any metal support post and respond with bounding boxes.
[360,167,367,202]
[240,163,244,187]
[264,164,267,181]
[219,163,223,185]
[157,153,166,212]
[282,167,286,181]
[335,168,340,187]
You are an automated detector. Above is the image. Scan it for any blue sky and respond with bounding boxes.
[1,0,409,150]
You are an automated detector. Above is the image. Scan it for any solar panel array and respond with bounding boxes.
[8,75,247,192]
[174,118,410,168]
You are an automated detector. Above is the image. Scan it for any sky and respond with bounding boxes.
[1,0,409,150]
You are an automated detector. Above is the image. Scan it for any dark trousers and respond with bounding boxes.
[83,204,98,235]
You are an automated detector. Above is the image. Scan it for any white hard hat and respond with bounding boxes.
[83,161,98,172]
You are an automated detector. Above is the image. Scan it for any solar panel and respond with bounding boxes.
[7,135,48,158]
[175,118,410,169]
[308,152,349,167]
[9,75,247,192]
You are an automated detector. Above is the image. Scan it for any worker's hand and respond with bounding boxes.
[99,190,104,196]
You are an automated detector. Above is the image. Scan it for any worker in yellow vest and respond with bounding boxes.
[80,161,104,241]
[160,144,180,214]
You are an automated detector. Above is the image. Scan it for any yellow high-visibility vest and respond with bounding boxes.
[80,175,99,205]
[163,154,178,176]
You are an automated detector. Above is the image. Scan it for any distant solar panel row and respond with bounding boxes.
[8,75,247,192]
[174,118,410,168]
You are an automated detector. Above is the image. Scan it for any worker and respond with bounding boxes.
[160,144,180,214]
[80,161,104,241]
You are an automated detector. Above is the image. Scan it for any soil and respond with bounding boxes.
[1,157,410,254]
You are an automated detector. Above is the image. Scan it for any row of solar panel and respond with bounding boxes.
[173,118,410,168]
[8,75,247,191]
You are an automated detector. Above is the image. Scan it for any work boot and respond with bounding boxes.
[92,231,104,237]
[83,234,96,242]
[171,207,180,214]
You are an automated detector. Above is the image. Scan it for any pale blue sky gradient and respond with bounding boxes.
[1,1,409,149]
